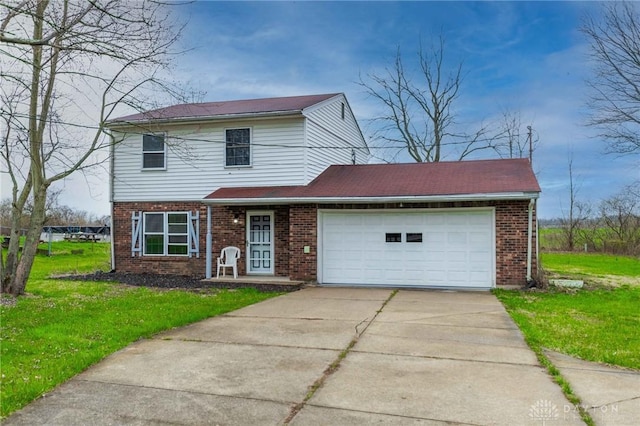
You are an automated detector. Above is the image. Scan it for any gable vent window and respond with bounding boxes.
[225,128,251,166]
[341,102,345,120]
[142,134,166,169]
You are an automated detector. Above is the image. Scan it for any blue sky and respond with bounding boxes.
[52,1,640,219]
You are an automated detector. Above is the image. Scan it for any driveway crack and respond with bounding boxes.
[283,290,398,424]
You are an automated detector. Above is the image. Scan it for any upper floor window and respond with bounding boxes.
[142,134,166,169]
[225,128,251,167]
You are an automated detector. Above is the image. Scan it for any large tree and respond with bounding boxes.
[0,0,183,295]
[582,1,640,155]
[359,37,501,163]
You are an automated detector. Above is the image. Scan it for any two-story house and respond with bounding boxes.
[106,93,541,289]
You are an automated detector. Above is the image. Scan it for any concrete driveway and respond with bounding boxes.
[5,288,586,425]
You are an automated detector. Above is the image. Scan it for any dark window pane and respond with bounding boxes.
[406,233,423,243]
[168,244,188,255]
[225,128,250,166]
[385,233,402,243]
[143,134,165,151]
[144,235,164,254]
[168,235,187,244]
[145,213,164,233]
[143,153,165,168]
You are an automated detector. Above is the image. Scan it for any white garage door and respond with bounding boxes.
[320,209,494,288]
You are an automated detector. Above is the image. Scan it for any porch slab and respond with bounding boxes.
[201,276,305,292]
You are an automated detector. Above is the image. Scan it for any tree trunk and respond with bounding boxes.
[3,188,48,295]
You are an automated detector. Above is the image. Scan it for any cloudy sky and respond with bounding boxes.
[31,1,640,219]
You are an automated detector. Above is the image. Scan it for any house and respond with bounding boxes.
[105,93,541,289]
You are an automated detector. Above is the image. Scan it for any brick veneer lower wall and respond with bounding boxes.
[112,201,207,277]
[113,199,538,287]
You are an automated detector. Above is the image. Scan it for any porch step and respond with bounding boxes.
[201,277,305,292]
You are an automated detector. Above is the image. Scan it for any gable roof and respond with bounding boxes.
[204,158,541,204]
[107,93,341,125]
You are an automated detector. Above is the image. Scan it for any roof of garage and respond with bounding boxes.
[204,158,541,204]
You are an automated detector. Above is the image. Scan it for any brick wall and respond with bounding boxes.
[112,201,207,277]
[114,199,538,287]
[289,205,318,281]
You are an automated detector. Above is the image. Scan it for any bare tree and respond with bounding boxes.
[599,183,640,254]
[0,1,184,295]
[559,154,591,251]
[360,37,498,163]
[494,109,538,161]
[582,1,640,155]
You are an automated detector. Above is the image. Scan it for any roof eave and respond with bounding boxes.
[105,110,304,129]
[203,191,541,206]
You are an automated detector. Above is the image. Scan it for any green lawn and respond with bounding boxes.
[495,286,640,369]
[497,251,640,369]
[541,252,640,277]
[0,242,280,418]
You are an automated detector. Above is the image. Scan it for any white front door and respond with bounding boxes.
[247,212,274,275]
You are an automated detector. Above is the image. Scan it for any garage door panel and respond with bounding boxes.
[321,210,494,288]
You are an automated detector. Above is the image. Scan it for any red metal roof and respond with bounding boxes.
[205,158,541,201]
[108,93,341,123]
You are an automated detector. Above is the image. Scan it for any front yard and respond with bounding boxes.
[0,242,280,418]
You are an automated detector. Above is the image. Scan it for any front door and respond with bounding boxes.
[247,212,274,274]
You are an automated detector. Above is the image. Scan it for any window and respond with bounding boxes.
[341,102,345,119]
[385,233,402,243]
[142,212,189,255]
[225,128,251,166]
[406,233,423,243]
[142,134,166,169]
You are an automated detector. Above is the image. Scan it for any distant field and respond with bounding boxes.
[541,252,640,278]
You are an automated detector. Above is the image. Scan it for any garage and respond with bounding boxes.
[319,209,495,288]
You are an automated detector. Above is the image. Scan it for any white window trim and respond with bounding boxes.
[141,132,167,171]
[224,127,252,168]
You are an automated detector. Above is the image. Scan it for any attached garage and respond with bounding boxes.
[319,209,494,289]
[205,158,541,288]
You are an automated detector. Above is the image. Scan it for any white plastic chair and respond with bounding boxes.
[216,246,241,279]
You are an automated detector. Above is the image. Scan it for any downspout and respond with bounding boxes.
[526,198,535,282]
[205,205,212,278]
[108,130,116,272]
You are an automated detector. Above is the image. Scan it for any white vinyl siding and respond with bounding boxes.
[113,118,306,202]
[305,96,369,180]
[112,95,368,202]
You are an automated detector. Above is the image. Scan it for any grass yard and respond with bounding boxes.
[0,241,280,418]
[495,286,640,369]
[495,251,640,370]
[541,252,640,278]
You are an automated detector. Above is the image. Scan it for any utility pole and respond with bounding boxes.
[527,126,533,165]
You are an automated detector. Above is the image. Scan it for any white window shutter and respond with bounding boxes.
[131,211,142,257]
[189,210,199,258]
